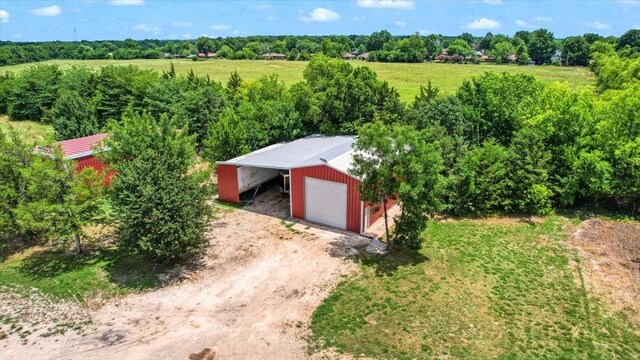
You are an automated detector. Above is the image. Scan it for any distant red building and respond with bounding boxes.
[43,133,113,184]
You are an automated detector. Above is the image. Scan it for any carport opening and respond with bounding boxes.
[238,166,291,215]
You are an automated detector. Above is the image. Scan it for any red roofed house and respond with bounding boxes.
[47,133,113,184]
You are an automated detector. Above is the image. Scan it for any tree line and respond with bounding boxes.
[1,29,638,66]
[1,49,638,257]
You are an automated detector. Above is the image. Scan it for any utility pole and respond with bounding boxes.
[74,28,77,42]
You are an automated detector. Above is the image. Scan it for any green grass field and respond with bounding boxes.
[0,115,53,143]
[0,246,164,301]
[310,216,640,359]
[0,59,595,102]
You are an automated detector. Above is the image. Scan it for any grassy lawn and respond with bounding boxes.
[310,216,640,359]
[0,59,595,102]
[0,245,168,302]
[0,115,53,143]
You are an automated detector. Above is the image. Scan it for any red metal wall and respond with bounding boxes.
[290,165,362,233]
[216,164,240,203]
[74,155,114,185]
[365,198,395,227]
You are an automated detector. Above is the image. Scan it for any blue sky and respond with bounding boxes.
[0,0,638,42]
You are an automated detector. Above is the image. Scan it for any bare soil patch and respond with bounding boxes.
[0,190,369,359]
[569,218,640,325]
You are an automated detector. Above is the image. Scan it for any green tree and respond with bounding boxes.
[491,41,516,64]
[62,167,107,253]
[479,32,494,51]
[447,39,473,57]
[203,108,250,161]
[367,30,393,51]
[51,92,100,140]
[350,122,443,250]
[528,28,556,64]
[507,127,553,214]
[196,36,215,53]
[217,45,234,59]
[0,128,33,238]
[514,39,531,65]
[7,65,62,121]
[616,29,640,53]
[447,141,511,215]
[457,72,543,145]
[395,35,427,62]
[103,113,210,262]
[514,30,530,45]
[562,36,589,66]
[458,32,475,46]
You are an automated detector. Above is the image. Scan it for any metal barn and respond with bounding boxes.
[216,135,391,234]
[49,133,113,183]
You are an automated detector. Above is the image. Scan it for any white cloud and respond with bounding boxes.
[133,23,160,34]
[534,16,552,22]
[615,0,639,5]
[231,30,247,35]
[419,29,434,35]
[109,0,145,5]
[395,20,406,27]
[299,8,340,22]
[483,0,502,5]
[516,20,535,29]
[353,16,365,22]
[30,5,62,17]
[0,9,9,23]
[181,33,192,39]
[171,21,192,28]
[587,21,611,30]
[210,24,231,31]
[356,0,415,10]
[465,18,500,30]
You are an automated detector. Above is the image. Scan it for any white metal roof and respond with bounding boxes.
[218,135,357,176]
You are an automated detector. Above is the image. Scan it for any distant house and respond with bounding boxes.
[507,54,518,62]
[186,54,197,59]
[550,49,563,62]
[161,52,172,59]
[197,52,206,58]
[357,52,370,61]
[343,52,357,60]
[480,54,493,62]
[261,52,286,60]
[206,52,217,58]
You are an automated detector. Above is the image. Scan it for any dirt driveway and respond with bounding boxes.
[1,190,369,359]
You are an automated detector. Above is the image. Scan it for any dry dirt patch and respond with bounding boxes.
[0,194,369,360]
[569,218,640,325]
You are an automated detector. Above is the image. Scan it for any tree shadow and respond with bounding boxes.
[0,238,36,263]
[17,245,205,292]
[102,247,205,291]
[356,247,429,277]
[19,247,99,278]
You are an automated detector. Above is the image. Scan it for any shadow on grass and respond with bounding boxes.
[357,247,429,277]
[0,238,36,263]
[18,245,204,293]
